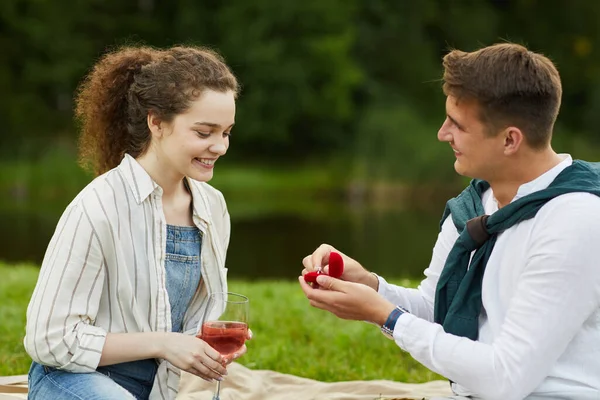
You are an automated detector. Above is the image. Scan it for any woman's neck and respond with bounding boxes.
[136,152,194,226]
[136,151,184,198]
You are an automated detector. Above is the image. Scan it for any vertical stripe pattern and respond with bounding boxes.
[24,154,230,400]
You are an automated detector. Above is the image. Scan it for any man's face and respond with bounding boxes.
[437,96,505,181]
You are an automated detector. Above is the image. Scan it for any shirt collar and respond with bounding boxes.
[119,153,160,205]
[119,154,213,225]
[185,177,212,226]
[512,154,572,202]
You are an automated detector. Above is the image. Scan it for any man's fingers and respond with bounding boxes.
[299,276,327,300]
[317,275,336,290]
[298,275,314,295]
[299,275,348,300]
[302,255,312,270]
[315,275,346,293]
[308,297,336,311]
[306,297,356,321]
[311,244,332,270]
[299,276,343,305]
[303,244,338,275]
[299,276,358,318]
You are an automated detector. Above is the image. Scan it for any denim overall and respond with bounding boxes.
[28,225,202,400]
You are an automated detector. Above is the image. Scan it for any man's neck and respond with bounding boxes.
[488,149,563,208]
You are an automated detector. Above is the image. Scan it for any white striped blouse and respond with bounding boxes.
[24,153,230,399]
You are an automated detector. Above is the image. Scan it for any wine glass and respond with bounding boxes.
[198,291,249,400]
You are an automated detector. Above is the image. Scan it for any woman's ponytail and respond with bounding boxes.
[75,47,157,176]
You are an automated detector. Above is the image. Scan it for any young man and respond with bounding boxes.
[299,43,600,400]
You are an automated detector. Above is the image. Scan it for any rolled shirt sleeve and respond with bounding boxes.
[25,202,108,372]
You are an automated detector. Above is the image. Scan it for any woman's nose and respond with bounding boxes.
[210,138,228,155]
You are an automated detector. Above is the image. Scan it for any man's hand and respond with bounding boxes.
[298,274,395,326]
[301,244,379,290]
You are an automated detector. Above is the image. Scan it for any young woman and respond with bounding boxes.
[25,45,242,399]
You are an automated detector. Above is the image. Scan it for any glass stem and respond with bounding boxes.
[213,380,222,400]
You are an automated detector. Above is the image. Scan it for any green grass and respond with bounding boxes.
[0,263,440,383]
[0,263,40,375]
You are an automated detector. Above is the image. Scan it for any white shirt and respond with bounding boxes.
[378,155,600,400]
[24,154,230,400]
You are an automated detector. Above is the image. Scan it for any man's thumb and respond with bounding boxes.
[316,275,342,291]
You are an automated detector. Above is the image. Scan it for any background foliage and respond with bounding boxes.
[2,0,599,184]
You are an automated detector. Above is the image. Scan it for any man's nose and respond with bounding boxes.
[438,119,452,142]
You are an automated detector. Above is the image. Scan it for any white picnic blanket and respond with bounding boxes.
[1,363,465,400]
[177,362,461,400]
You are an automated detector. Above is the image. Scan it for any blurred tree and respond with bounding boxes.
[209,0,363,160]
[354,0,442,116]
[1,0,599,170]
[500,0,600,142]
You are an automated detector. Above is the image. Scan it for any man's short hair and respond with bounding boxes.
[442,43,562,149]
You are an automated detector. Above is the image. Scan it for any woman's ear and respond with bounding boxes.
[147,112,163,137]
[503,126,524,156]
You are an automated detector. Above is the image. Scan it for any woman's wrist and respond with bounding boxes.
[154,332,172,360]
[101,331,175,366]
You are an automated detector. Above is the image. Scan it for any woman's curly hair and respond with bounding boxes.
[75,45,239,176]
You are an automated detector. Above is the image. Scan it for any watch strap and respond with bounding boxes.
[381,305,409,339]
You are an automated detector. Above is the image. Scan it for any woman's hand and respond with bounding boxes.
[222,329,253,364]
[301,244,379,290]
[99,329,252,381]
[159,333,228,382]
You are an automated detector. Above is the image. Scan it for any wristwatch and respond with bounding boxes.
[381,305,409,339]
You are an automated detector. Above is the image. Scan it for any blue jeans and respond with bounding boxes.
[28,360,155,399]
[27,225,202,399]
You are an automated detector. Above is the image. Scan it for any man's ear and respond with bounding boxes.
[147,112,163,137]
[503,126,524,155]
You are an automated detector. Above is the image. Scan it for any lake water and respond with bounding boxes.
[0,196,448,281]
